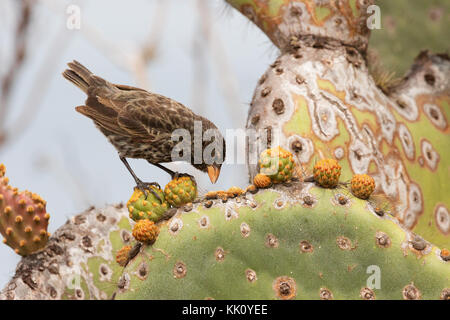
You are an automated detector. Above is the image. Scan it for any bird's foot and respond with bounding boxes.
[135,180,162,203]
[172,172,197,186]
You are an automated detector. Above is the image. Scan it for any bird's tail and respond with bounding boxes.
[62,60,95,94]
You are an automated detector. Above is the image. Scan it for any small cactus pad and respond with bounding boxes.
[164,177,197,208]
[116,245,132,267]
[351,174,376,199]
[253,173,272,188]
[0,164,50,256]
[259,146,295,183]
[132,219,160,244]
[313,159,342,188]
[127,187,168,222]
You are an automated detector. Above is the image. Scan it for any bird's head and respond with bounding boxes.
[193,118,226,184]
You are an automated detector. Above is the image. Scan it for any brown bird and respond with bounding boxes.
[62,61,225,198]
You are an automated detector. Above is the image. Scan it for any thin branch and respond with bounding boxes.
[1,26,72,149]
[0,0,33,145]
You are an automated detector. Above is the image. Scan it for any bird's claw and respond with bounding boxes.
[173,172,197,186]
[135,181,163,203]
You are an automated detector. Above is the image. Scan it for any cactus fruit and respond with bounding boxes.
[127,187,168,222]
[259,147,295,184]
[164,176,197,208]
[313,159,342,188]
[441,249,450,262]
[0,164,50,256]
[227,187,244,198]
[351,174,376,200]
[114,184,449,300]
[132,219,159,244]
[253,173,272,189]
[116,245,132,267]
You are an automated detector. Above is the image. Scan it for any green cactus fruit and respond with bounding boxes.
[164,177,197,208]
[313,159,342,188]
[351,174,376,200]
[114,185,449,300]
[127,187,168,222]
[259,146,295,183]
[0,164,50,256]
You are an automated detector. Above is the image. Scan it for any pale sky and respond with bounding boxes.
[0,0,277,288]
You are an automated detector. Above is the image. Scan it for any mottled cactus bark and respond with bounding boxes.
[1,205,132,300]
[226,0,372,51]
[1,0,449,299]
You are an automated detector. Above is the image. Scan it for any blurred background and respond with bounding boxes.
[0,0,448,288]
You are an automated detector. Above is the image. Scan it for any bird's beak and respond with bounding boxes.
[207,165,221,184]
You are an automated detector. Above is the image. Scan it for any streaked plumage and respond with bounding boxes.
[62,60,225,186]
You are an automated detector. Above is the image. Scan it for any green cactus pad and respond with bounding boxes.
[127,187,168,222]
[259,147,295,183]
[114,184,449,300]
[164,177,197,208]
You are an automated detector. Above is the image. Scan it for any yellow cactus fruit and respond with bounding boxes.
[313,159,341,188]
[245,184,257,194]
[0,164,5,177]
[259,146,295,183]
[132,219,160,244]
[116,245,132,267]
[127,186,168,222]
[351,174,375,199]
[227,186,244,198]
[253,173,272,188]
[164,176,197,208]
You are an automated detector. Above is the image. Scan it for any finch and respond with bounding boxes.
[62,61,225,196]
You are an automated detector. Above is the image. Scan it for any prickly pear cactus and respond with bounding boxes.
[229,0,450,248]
[114,183,449,300]
[2,0,449,301]
[0,164,50,256]
[164,177,197,208]
[259,147,295,183]
[127,187,169,222]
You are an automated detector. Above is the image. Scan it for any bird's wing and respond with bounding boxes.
[75,96,126,137]
[117,94,197,142]
[78,84,156,139]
